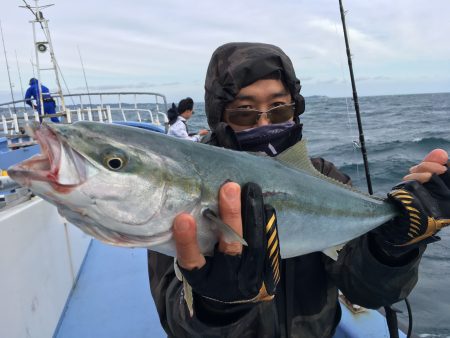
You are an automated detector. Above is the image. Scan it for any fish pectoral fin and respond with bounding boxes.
[322,243,346,261]
[202,208,248,246]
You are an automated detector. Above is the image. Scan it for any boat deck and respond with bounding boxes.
[54,240,166,338]
[54,239,404,338]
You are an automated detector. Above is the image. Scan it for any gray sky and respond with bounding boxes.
[1,0,449,103]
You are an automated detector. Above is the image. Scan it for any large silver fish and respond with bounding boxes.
[8,122,398,258]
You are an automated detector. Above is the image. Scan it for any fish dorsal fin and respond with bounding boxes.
[276,139,352,189]
[276,139,323,178]
[276,139,383,198]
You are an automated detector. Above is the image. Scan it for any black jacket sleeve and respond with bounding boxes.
[324,234,424,308]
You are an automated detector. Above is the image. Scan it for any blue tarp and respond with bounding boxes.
[112,121,165,134]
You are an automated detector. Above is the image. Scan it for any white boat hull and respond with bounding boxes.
[0,197,90,338]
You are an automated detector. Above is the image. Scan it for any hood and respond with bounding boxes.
[29,78,39,86]
[204,42,305,131]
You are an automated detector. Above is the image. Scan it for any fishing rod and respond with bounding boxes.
[15,50,26,108]
[338,0,373,195]
[0,19,18,114]
[338,2,413,338]
[77,45,93,108]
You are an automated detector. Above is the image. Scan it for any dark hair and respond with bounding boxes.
[177,97,194,115]
[167,103,178,125]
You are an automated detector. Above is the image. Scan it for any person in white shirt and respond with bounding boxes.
[167,97,208,142]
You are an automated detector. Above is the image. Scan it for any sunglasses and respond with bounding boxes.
[224,103,295,127]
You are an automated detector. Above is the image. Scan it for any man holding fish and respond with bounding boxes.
[148,43,450,337]
[7,43,449,337]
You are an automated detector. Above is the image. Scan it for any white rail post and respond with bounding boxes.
[2,115,7,134]
[149,109,155,124]
[34,111,40,122]
[97,106,103,122]
[151,109,158,124]
[12,114,19,133]
[106,105,112,123]
[24,113,29,122]
[87,107,93,121]
[77,108,82,121]
[66,108,72,123]
[155,96,161,124]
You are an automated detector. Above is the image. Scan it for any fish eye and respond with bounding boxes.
[102,151,128,171]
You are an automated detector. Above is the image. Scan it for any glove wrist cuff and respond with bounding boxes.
[369,232,420,267]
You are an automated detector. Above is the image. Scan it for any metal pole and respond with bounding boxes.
[31,4,44,117]
[0,20,18,114]
[42,12,66,111]
[338,0,373,195]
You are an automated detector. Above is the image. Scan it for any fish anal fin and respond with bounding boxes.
[322,243,346,261]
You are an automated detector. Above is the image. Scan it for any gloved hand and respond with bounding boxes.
[174,182,281,304]
[375,150,450,256]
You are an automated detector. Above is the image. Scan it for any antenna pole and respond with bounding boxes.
[0,20,18,114]
[39,5,66,111]
[338,0,373,195]
[30,2,44,116]
[22,0,66,115]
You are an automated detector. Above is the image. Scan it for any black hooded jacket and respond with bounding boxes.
[147,43,424,337]
[204,42,305,131]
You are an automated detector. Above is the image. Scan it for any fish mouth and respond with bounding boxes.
[7,122,89,192]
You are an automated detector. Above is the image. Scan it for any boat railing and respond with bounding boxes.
[0,91,169,143]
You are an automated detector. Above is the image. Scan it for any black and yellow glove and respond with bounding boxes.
[376,170,450,256]
[178,182,281,304]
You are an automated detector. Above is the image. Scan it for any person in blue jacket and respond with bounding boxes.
[24,78,59,123]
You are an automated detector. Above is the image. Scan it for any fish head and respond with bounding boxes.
[8,121,202,247]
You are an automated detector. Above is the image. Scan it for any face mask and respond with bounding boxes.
[235,121,302,156]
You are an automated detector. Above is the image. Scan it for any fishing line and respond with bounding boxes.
[53,60,75,106]
[338,0,373,195]
[333,21,363,188]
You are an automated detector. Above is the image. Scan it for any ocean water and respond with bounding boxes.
[189,92,450,337]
